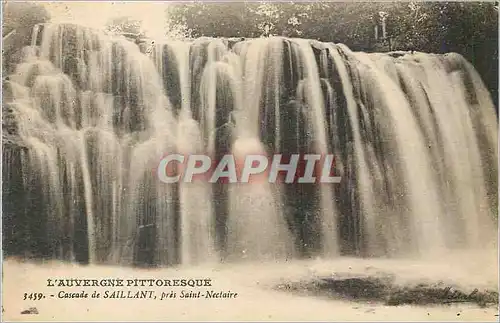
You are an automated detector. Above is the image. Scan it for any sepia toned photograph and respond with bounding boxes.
[1,0,498,321]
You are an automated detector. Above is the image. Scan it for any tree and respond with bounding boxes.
[2,2,51,75]
[167,1,498,106]
[3,2,51,36]
[105,16,146,38]
[167,2,393,50]
[167,2,259,38]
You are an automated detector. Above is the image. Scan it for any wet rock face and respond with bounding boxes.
[159,44,182,116]
[3,24,43,75]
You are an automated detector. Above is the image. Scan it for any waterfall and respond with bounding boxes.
[3,23,497,267]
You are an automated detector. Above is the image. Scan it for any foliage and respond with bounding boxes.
[162,19,193,40]
[168,2,394,49]
[167,1,498,104]
[2,2,51,76]
[168,2,256,38]
[105,16,146,37]
[167,1,496,51]
[3,2,51,36]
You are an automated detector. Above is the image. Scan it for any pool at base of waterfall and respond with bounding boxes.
[3,250,498,321]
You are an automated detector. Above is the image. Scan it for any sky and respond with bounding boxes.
[42,2,174,39]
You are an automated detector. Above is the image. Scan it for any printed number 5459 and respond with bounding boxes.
[23,293,44,300]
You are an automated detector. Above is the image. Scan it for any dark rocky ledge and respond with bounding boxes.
[275,274,499,308]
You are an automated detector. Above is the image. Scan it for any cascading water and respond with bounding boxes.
[2,23,497,267]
